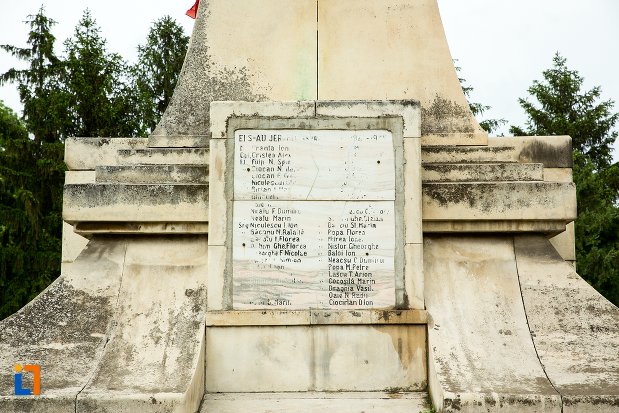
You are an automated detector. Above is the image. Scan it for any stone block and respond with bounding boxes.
[148,135,208,148]
[404,243,424,310]
[205,325,426,393]
[422,163,544,183]
[544,168,573,183]
[209,101,316,139]
[61,221,89,263]
[206,326,314,392]
[549,221,576,261]
[63,183,208,223]
[65,170,96,184]
[404,138,423,244]
[422,136,572,168]
[65,137,147,170]
[422,182,576,222]
[117,148,208,165]
[77,236,207,413]
[96,165,208,184]
[315,100,421,138]
[200,391,429,413]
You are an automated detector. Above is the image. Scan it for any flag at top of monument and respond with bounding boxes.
[186,0,200,19]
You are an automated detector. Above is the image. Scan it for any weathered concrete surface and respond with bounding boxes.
[422,136,572,167]
[422,181,576,222]
[424,236,562,412]
[317,0,484,143]
[201,391,429,413]
[77,236,207,413]
[151,0,317,144]
[96,165,208,184]
[117,148,208,165]
[206,325,426,393]
[63,183,208,223]
[422,163,544,182]
[0,236,207,413]
[515,235,619,412]
[153,0,484,145]
[65,137,147,170]
[0,238,127,412]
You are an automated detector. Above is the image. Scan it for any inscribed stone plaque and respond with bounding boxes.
[232,129,396,309]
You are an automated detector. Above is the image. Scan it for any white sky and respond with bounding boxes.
[1,0,617,160]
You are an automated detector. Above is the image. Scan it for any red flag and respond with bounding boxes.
[186,0,200,19]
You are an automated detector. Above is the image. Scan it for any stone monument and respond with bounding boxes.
[1,0,618,412]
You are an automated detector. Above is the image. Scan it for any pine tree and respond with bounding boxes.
[133,16,189,135]
[512,53,619,306]
[63,9,138,137]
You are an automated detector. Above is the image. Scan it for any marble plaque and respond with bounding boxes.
[232,129,396,309]
[234,130,395,200]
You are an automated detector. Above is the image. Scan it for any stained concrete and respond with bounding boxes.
[515,235,619,412]
[0,236,207,413]
[424,236,561,412]
[425,235,619,412]
[152,0,484,145]
[0,238,127,412]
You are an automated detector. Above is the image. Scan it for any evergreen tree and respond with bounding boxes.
[63,9,139,137]
[512,53,619,306]
[134,16,189,135]
[511,53,618,169]
[0,99,63,319]
[0,7,68,144]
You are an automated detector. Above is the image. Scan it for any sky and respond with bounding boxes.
[0,0,617,160]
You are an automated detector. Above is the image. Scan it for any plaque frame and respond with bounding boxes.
[208,101,423,311]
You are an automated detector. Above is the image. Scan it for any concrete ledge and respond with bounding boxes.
[148,135,208,148]
[74,222,210,235]
[96,165,208,184]
[65,137,148,170]
[63,183,208,223]
[201,391,429,413]
[423,220,567,235]
[422,182,576,222]
[205,309,428,326]
[117,148,208,165]
[422,163,544,182]
[422,136,572,168]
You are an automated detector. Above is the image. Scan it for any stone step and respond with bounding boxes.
[422,181,576,225]
[63,183,208,223]
[96,165,208,184]
[200,392,430,413]
[148,134,208,148]
[422,163,544,182]
[117,148,208,165]
[422,136,572,168]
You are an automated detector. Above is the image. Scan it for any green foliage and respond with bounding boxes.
[134,16,189,136]
[512,53,619,306]
[510,53,618,169]
[456,61,507,134]
[0,7,68,144]
[0,100,63,319]
[63,9,139,137]
[0,8,189,320]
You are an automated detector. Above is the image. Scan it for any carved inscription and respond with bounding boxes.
[232,130,396,309]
